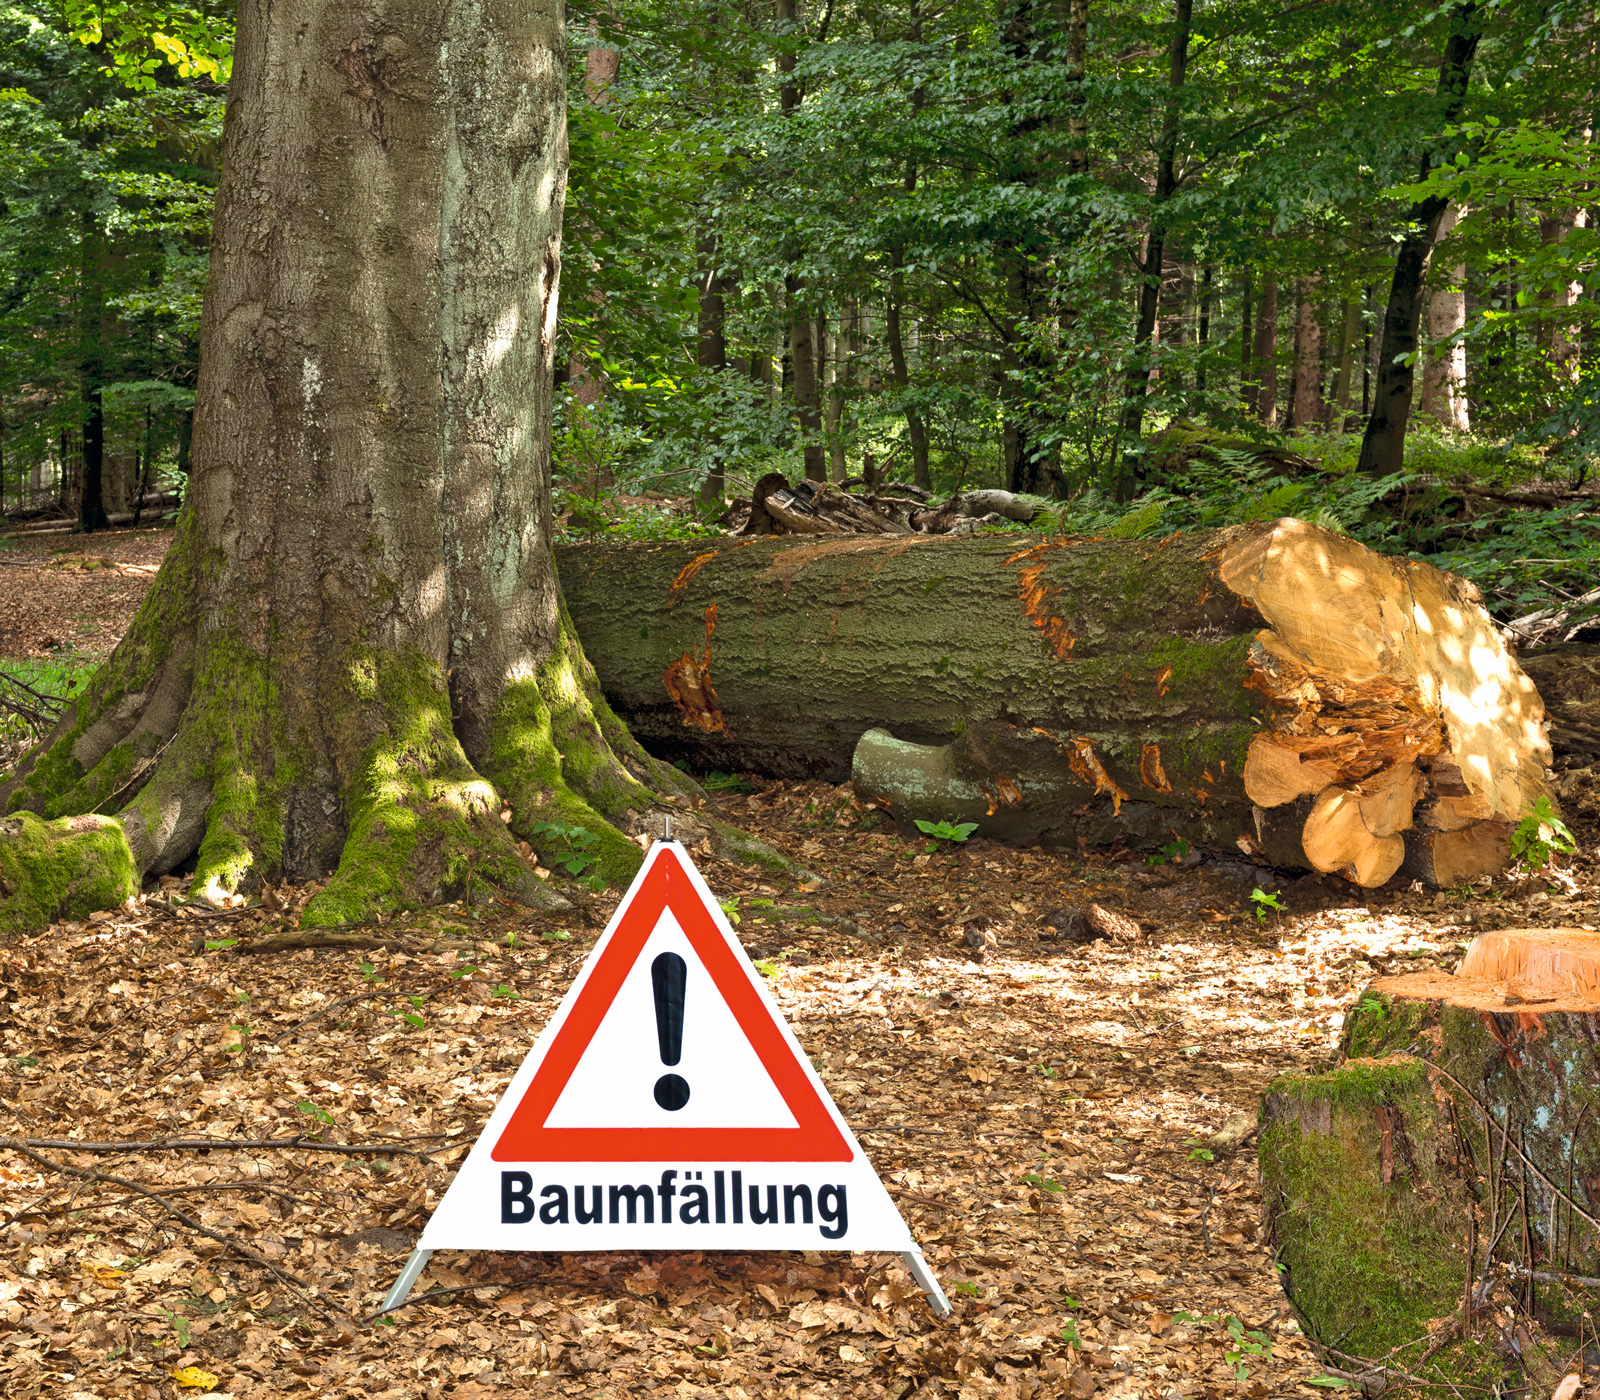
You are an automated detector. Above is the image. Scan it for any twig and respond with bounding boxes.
[1197,1177,1220,1253]
[9,1135,426,1158]
[361,1275,633,1324]
[0,1138,344,1321]
[270,991,377,1047]
[1433,1063,1600,1240]
[855,1126,947,1135]
[1507,1266,1600,1291]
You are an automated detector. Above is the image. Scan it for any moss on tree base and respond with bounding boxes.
[0,812,139,936]
[1261,960,1600,1387]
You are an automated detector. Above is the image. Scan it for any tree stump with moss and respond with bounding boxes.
[1259,928,1600,1387]
[559,518,1553,885]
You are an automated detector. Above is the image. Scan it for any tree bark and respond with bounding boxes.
[1287,275,1321,430]
[556,521,1552,885]
[1357,4,1482,475]
[1420,204,1470,430]
[1253,273,1279,426]
[885,270,932,491]
[1,0,781,932]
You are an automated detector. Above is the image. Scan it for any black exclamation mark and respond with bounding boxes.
[652,952,690,1111]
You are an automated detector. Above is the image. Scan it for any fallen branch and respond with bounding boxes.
[0,1137,344,1321]
[9,1135,428,1158]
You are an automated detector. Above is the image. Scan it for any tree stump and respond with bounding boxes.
[558,519,1554,885]
[1259,928,1600,1386]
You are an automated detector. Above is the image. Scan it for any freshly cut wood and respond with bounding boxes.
[1455,926,1600,998]
[1241,738,1334,805]
[1300,786,1406,886]
[558,518,1553,886]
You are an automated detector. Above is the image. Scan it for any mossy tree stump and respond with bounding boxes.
[558,519,1553,886]
[1260,928,1600,1388]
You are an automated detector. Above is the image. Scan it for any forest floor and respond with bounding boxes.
[2,524,1598,1400]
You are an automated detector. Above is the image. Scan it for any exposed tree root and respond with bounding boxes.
[1,519,795,936]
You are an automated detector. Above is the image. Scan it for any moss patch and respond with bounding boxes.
[0,812,139,936]
[1259,1055,1510,1384]
[1339,987,1430,1061]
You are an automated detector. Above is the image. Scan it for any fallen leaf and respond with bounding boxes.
[171,1366,220,1390]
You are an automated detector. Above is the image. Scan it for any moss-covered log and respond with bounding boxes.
[557,519,1553,884]
[1260,929,1600,1384]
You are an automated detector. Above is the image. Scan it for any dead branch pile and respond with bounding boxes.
[731,469,1040,538]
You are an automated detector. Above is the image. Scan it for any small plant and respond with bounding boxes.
[203,937,238,951]
[541,928,572,942]
[1250,888,1285,923]
[530,820,601,878]
[719,898,742,925]
[359,961,384,984]
[1510,794,1577,871]
[915,818,978,848]
[1184,1137,1215,1162]
[952,1281,982,1298]
[1146,837,1191,867]
[1174,1314,1272,1381]
[1059,1318,1082,1348]
[297,1100,335,1126]
[490,983,519,999]
[1020,1171,1064,1192]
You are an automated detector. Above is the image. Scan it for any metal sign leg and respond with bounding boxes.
[901,1249,951,1317]
[379,1248,434,1316]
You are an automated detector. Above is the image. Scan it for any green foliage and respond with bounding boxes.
[1509,795,1577,872]
[529,820,602,879]
[1146,838,1190,867]
[1250,889,1285,923]
[914,818,978,844]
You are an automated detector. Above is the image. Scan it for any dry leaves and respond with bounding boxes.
[3,533,1598,1397]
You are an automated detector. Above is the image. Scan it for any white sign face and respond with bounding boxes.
[419,841,918,1253]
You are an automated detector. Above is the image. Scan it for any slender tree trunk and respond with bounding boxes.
[826,301,855,482]
[695,228,730,507]
[1117,0,1192,459]
[1330,298,1360,429]
[885,271,932,490]
[1253,274,1279,427]
[1357,3,1482,476]
[1287,275,1321,430]
[1420,205,1470,430]
[787,277,826,481]
[1239,272,1254,411]
[1537,207,1587,384]
[1196,264,1212,393]
[78,210,108,533]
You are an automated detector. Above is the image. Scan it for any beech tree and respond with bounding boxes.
[1,0,777,926]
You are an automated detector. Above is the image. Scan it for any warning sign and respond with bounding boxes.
[418,840,922,1255]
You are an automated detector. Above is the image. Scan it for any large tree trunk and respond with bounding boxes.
[1,0,778,934]
[557,521,1552,886]
[1357,5,1481,476]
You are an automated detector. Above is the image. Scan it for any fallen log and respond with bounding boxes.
[557,519,1552,885]
[1260,929,1600,1381]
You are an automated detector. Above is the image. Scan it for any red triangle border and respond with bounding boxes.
[491,849,853,1162]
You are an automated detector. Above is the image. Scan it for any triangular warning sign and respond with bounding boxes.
[417,841,931,1264]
